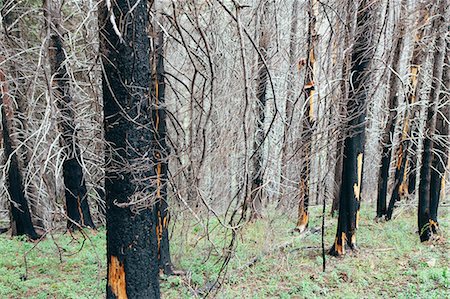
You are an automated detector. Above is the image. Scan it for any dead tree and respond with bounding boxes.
[44,0,95,230]
[418,0,447,242]
[295,0,317,233]
[100,0,160,296]
[429,46,449,234]
[376,0,406,219]
[329,0,377,256]
[0,66,39,240]
[151,19,174,274]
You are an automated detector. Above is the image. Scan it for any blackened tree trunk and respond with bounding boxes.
[249,1,270,220]
[100,0,160,297]
[418,0,446,242]
[376,1,406,219]
[44,0,94,230]
[1,0,44,230]
[152,28,173,275]
[0,68,39,240]
[386,4,428,220]
[331,0,353,218]
[429,48,449,233]
[295,0,317,233]
[329,0,375,256]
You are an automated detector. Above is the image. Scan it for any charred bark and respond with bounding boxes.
[329,0,375,256]
[152,29,173,275]
[44,0,94,230]
[418,1,446,241]
[100,0,160,297]
[0,69,39,240]
[376,2,405,219]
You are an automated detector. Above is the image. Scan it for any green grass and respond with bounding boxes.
[0,205,448,298]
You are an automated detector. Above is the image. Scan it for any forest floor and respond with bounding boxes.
[0,204,448,298]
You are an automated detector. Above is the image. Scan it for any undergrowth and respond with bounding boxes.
[0,204,448,298]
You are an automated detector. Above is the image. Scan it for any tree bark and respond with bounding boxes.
[100,0,160,297]
[329,0,375,256]
[418,0,446,242]
[44,0,95,230]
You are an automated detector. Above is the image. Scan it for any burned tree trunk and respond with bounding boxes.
[386,4,429,220]
[100,0,160,297]
[152,27,173,275]
[331,0,353,218]
[376,1,406,219]
[1,0,45,230]
[418,0,446,242]
[249,1,270,220]
[429,49,449,234]
[0,67,39,240]
[329,0,375,256]
[44,0,94,230]
[295,0,317,233]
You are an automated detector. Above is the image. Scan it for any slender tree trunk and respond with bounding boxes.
[376,0,406,219]
[0,67,39,240]
[429,48,449,233]
[279,0,298,208]
[295,0,317,233]
[386,3,428,220]
[44,0,95,230]
[249,1,270,220]
[152,27,173,274]
[418,0,446,242]
[100,0,160,297]
[329,0,375,256]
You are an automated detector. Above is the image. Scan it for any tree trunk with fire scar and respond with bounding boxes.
[429,47,449,234]
[295,0,317,233]
[329,0,375,256]
[100,0,160,296]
